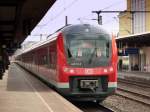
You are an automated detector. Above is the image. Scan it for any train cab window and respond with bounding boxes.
[65,34,111,67]
[96,48,101,57]
[68,38,109,58]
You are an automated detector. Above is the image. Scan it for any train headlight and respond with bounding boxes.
[69,69,75,73]
[109,67,113,72]
[104,69,108,73]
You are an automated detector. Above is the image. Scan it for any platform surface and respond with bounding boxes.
[0,63,82,112]
[118,71,150,81]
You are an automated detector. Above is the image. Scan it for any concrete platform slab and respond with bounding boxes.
[0,63,82,112]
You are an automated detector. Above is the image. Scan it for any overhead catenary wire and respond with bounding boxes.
[38,0,126,31]
[101,0,125,11]
[80,0,125,18]
[78,1,125,20]
[38,0,79,27]
[77,0,126,22]
[31,0,79,38]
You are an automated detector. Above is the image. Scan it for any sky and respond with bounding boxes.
[24,0,126,42]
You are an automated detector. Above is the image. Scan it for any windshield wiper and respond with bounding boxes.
[106,42,109,57]
[67,47,72,58]
[88,48,96,64]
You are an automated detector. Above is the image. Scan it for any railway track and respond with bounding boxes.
[117,78,150,106]
[118,78,150,88]
[72,101,114,112]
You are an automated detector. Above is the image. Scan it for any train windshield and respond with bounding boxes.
[65,34,111,67]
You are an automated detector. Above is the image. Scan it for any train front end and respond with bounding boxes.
[57,24,118,101]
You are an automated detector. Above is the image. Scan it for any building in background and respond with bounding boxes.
[117,0,150,72]
[119,0,150,36]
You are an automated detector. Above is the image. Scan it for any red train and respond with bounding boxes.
[15,24,118,102]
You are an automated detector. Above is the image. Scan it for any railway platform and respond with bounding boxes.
[0,63,82,112]
[118,71,150,84]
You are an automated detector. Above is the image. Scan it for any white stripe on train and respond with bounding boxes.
[108,82,117,88]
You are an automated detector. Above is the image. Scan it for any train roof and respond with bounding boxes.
[61,24,109,35]
[15,32,59,57]
[15,24,110,57]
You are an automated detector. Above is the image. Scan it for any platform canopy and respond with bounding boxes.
[0,0,56,55]
[116,32,150,47]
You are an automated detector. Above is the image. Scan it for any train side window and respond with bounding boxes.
[43,55,49,67]
[43,55,46,64]
[49,52,56,69]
